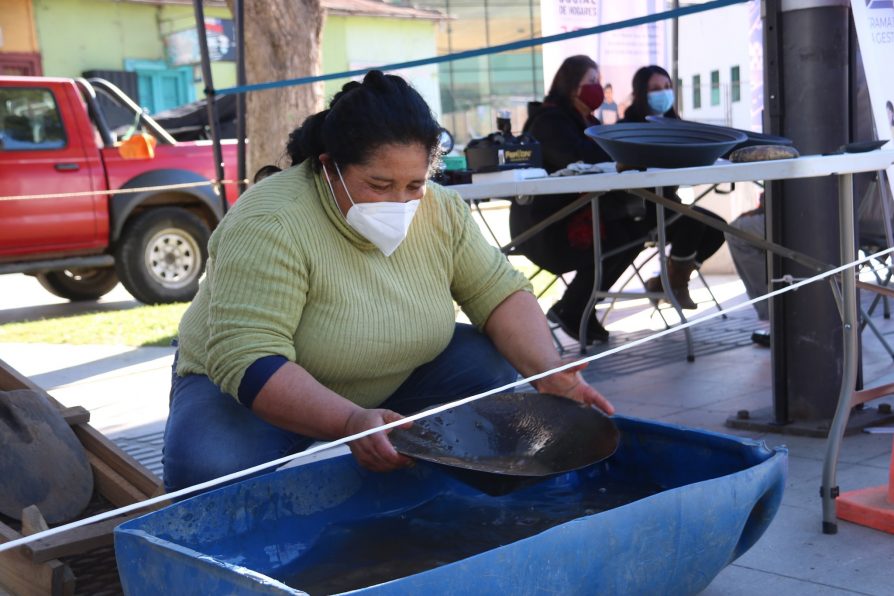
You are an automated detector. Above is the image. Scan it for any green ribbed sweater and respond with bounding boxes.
[176,161,531,408]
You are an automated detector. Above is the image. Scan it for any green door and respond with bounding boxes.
[125,60,195,114]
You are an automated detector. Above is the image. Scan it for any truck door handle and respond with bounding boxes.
[54,163,80,171]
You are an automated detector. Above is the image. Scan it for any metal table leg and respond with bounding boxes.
[576,189,695,359]
[580,193,604,354]
[821,173,858,534]
[654,188,695,361]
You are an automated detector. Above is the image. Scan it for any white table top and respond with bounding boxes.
[449,149,894,200]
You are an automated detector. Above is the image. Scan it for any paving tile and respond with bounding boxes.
[4,274,894,594]
[837,434,894,465]
[833,462,891,496]
[730,426,891,468]
[758,435,832,461]
[726,503,894,595]
[861,449,893,470]
[114,430,165,479]
[610,401,685,419]
[578,315,758,380]
[604,376,743,410]
[703,389,774,415]
[775,455,827,510]
[777,458,889,513]
[702,563,875,596]
[654,407,759,436]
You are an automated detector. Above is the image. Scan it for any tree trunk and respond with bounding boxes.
[228,0,325,176]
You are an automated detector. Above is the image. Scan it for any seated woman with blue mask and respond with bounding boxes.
[619,65,727,309]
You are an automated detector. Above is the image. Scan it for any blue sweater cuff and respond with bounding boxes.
[238,355,288,408]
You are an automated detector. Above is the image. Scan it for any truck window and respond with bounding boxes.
[0,88,67,151]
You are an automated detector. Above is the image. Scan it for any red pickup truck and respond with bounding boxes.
[0,76,240,304]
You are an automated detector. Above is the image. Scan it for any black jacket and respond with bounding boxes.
[523,99,610,174]
[511,100,611,226]
[509,99,628,272]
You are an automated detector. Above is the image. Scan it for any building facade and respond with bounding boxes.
[320,1,445,119]
[677,0,755,130]
[4,0,762,149]
[0,0,42,75]
[421,0,544,143]
[2,0,443,119]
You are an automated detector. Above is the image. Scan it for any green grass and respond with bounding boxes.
[0,262,560,348]
[0,303,188,347]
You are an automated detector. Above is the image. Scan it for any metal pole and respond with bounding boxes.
[235,0,247,194]
[192,0,229,213]
[763,0,787,425]
[529,0,538,99]
[445,0,459,138]
[672,0,680,113]
[765,0,851,423]
[483,0,493,126]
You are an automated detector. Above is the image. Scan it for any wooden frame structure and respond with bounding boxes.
[0,357,163,595]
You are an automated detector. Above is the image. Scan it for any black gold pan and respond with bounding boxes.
[389,392,619,495]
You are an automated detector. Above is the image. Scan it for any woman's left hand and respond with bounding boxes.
[532,359,615,415]
[344,408,415,473]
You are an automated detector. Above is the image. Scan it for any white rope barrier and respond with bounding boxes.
[1,245,892,555]
[0,179,248,202]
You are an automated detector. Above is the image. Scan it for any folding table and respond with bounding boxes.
[451,149,894,531]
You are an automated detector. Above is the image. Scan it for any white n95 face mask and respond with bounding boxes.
[323,162,420,257]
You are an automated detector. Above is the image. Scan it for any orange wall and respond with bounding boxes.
[0,0,39,53]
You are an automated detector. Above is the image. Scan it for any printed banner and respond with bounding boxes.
[539,0,667,120]
[166,18,236,67]
[748,0,763,132]
[851,0,894,195]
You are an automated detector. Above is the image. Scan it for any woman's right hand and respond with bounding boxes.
[343,408,414,472]
[532,359,615,415]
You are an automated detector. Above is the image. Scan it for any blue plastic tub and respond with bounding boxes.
[115,417,787,595]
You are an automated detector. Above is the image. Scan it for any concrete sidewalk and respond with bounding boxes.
[1,272,893,594]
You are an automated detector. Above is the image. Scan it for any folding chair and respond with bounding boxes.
[472,186,727,359]
[496,188,719,360]
[598,184,730,331]
[601,243,725,328]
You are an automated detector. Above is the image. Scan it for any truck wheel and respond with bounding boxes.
[35,268,119,301]
[115,207,211,304]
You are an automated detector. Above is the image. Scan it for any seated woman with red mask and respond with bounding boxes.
[510,55,646,344]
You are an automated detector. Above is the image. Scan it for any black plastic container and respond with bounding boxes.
[585,123,747,168]
[464,132,543,172]
[645,116,794,157]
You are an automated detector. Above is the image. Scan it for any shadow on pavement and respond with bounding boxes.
[0,298,142,325]
[28,346,175,389]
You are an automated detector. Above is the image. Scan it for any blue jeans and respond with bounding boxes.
[163,323,518,493]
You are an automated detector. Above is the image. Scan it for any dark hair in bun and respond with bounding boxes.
[286,70,441,170]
